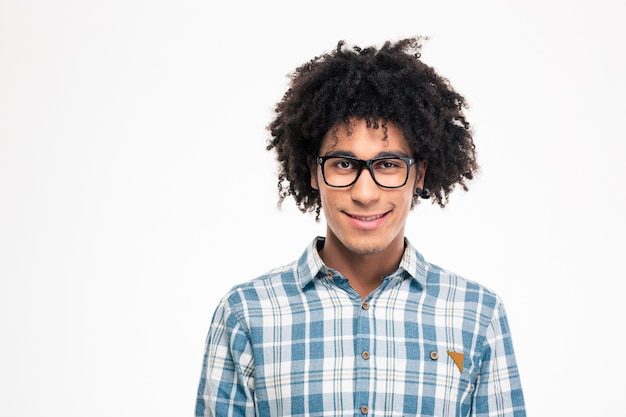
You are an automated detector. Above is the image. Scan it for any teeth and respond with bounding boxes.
[353,214,383,221]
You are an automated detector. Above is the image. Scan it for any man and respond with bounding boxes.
[196,38,526,416]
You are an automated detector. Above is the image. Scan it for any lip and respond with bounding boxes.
[344,210,390,230]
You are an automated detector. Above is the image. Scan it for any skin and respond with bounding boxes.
[310,119,428,299]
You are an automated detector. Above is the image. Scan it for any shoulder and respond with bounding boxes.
[426,261,498,295]
[421,260,503,320]
[404,240,501,309]
[219,260,300,312]
[215,238,323,320]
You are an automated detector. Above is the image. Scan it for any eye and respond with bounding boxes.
[332,158,358,170]
[373,158,403,170]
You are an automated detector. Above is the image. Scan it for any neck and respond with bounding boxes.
[319,233,405,299]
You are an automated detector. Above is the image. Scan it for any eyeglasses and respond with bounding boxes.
[316,155,416,188]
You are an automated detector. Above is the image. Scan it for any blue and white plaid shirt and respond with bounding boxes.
[196,238,526,416]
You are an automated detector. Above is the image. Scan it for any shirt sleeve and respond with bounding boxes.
[195,298,256,417]
[472,298,526,417]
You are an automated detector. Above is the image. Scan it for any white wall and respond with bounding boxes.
[1,1,624,415]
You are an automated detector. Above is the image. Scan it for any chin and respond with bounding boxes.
[343,239,390,256]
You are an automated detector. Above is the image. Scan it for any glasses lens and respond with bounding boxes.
[322,157,410,188]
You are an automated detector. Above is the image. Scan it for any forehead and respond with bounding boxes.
[320,119,411,156]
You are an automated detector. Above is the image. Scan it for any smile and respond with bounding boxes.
[347,212,387,221]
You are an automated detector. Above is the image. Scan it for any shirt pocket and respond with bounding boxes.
[416,344,475,415]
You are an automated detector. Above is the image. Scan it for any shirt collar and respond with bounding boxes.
[296,237,427,289]
[296,237,327,288]
[398,238,427,288]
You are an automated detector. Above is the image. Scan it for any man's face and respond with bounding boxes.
[311,119,427,256]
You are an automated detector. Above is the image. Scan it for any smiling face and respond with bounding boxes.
[311,119,427,257]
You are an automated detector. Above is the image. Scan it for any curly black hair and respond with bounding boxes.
[266,37,479,220]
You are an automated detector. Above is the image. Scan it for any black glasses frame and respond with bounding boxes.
[316,155,416,189]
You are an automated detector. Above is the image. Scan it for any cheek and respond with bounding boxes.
[319,190,334,210]
[401,185,416,202]
[402,196,414,212]
[398,190,417,213]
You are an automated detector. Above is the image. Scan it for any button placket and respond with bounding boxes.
[355,297,372,416]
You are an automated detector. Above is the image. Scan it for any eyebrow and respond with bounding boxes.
[322,150,412,159]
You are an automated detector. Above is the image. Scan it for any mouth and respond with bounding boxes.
[348,213,386,221]
[344,210,391,224]
[344,211,389,230]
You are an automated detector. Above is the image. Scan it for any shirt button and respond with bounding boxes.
[360,405,369,414]
[361,351,370,360]
[430,351,439,360]
[361,301,370,310]
[326,271,333,278]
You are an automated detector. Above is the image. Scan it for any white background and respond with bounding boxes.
[1,1,624,416]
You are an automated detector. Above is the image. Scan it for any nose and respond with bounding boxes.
[350,167,381,205]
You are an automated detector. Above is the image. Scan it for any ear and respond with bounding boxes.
[415,160,428,188]
[309,157,319,190]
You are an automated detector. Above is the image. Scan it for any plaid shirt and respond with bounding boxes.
[195,238,526,416]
